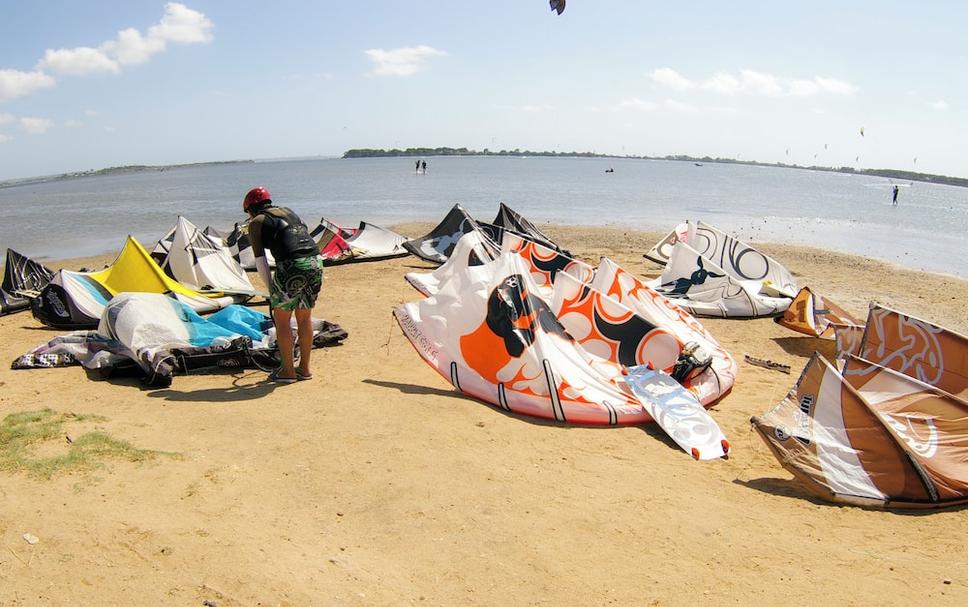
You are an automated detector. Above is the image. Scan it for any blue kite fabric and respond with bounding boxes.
[13,292,347,386]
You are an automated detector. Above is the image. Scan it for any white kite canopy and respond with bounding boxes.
[395,249,657,426]
[395,246,732,457]
[405,230,499,297]
[152,216,255,296]
[651,241,791,318]
[312,218,410,264]
[587,257,737,406]
[645,220,799,297]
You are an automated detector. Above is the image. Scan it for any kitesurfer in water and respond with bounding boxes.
[415,159,421,174]
[422,160,427,174]
[243,186,323,384]
[892,185,900,205]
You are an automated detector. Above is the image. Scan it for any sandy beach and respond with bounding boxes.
[1,224,965,606]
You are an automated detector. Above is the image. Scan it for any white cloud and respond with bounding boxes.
[101,28,166,66]
[0,134,13,143]
[614,98,657,111]
[0,69,56,101]
[0,112,14,125]
[790,76,857,96]
[650,68,694,91]
[929,99,949,110]
[739,70,783,96]
[148,2,214,44]
[37,47,119,76]
[35,3,213,76]
[654,67,856,97]
[663,99,697,112]
[64,119,83,127]
[85,109,98,117]
[701,72,741,95]
[364,45,446,76]
[813,77,857,95]
[20,117,54,134]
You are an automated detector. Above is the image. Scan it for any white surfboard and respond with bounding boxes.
[624,365,730,460]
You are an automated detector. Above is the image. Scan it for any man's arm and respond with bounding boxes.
[248,215,273,288]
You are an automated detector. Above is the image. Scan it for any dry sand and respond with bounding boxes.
[0,225,965,606]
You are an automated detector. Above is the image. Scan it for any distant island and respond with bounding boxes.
[343,147,968,189]
[0,159,254,190]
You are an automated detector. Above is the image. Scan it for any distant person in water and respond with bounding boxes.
[415,159,421,174]
[422,160,427,174]
[892,185,900,205]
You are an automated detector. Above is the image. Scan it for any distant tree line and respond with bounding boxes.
[343,147,968,188]
[0,160,254,189]
[342,147,613,159]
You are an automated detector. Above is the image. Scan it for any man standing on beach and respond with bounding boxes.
[892,185,900,205]
[243,186,323,384]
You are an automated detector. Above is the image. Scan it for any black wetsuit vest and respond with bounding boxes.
[258,206,317,262]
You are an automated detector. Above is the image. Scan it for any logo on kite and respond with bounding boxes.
[550,0,566,15]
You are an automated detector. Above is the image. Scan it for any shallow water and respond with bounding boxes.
[1,156,965,277]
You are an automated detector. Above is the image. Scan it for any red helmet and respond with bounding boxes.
[243,186,272,211]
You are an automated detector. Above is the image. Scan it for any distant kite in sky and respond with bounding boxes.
[550,0,566,15]
[859,127,865,137]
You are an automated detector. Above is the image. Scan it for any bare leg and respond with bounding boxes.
[295,308,314,377]
[272,307,297,380]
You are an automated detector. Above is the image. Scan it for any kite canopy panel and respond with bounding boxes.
[395,250,654,426]
[151,216,255,295]
[775,286,863,338]
[226,222,276,270]
[31,236,246,329]
[402,204,499,264]
[405,230,591,301]
[751,352,968,508]
[645,220,799,298]
[405,230,499,297]
[644,223,689,265]
[856,304,968,399]
[1,249,54,316]
[490,203,569,255]
[14,292,348,386]
[311,218,410,265]
[652,241,791,318]
[581,257,736,406]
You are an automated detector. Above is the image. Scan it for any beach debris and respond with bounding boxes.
[203,600,218,607]
[743,354,791,374]
[22,533,39,545]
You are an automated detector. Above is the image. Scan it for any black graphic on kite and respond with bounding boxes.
[550,0,566,15]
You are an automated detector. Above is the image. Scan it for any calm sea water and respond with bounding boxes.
[1,156,966,278]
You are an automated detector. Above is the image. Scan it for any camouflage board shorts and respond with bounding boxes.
[269,255,324,311]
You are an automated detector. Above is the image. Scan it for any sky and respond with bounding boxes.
[1,1,966,180]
